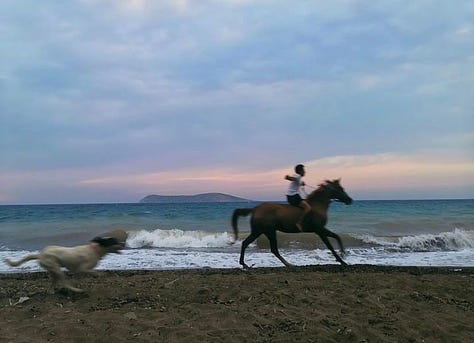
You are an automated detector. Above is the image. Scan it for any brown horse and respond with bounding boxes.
[232,179,353,268]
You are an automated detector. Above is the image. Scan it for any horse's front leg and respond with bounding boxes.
[317,228,347,266]
[322,228,346,257]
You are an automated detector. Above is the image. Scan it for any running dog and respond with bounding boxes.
[4,233,126,293]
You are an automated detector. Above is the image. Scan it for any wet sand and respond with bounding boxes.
[1,265,473,342]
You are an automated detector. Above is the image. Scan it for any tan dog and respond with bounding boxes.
[4,234,126,293]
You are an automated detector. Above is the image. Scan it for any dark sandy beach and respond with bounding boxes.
[1,265,473,342]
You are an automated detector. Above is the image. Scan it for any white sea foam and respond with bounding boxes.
[1,246,473,273]
[345,248,474,267]
[1,230,473,273]
[126,229,235,249]
[80,248,353,270]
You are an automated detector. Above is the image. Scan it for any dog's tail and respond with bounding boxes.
[4,254,40,267]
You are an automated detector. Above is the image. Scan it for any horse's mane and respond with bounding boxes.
[305,181,330,204]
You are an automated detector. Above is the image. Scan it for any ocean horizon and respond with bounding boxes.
[2,195,473,206]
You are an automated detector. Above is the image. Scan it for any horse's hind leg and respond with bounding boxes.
[318,230,347,266]
[265,232,294,267]
[240,232,261,268]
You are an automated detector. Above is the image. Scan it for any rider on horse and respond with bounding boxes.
[285,164,311,232]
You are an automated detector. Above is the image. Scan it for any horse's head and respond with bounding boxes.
[322,179,353,205]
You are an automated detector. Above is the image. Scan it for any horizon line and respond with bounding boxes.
[1,197,473,206]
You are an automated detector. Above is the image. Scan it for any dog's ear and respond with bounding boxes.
[91,236,102,244]
[91,236,120,247]
[91,236,105,244]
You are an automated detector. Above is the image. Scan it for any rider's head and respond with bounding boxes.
[295,164,305,176]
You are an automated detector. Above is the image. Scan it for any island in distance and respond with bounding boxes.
[139,192,252,203]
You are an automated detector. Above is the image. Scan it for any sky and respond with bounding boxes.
[0,0,473,204]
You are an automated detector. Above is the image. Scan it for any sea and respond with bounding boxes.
[0,199,473,273]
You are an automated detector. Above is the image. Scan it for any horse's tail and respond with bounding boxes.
[232,208,253,242]
[4,254,40,267]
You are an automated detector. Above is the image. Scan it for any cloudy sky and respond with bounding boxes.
[1,0,473,204]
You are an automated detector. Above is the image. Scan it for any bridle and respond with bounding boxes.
[322,183,346,203]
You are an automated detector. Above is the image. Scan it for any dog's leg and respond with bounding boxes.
[63,284,84,293]
[40,256,84,293]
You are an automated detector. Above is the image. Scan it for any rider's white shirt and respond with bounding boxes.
[286,174,302,196]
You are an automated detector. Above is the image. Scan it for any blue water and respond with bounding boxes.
[1,200,473,271]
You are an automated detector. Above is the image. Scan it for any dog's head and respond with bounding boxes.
[90,236,125,254]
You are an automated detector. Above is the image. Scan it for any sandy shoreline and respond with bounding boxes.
[1,265,473,342]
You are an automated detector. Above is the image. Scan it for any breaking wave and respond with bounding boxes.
[358,228,474,252]
[125,228,474,252]
[126,229,234,249]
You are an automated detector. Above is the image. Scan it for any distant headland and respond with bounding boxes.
[139,192,252,203]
